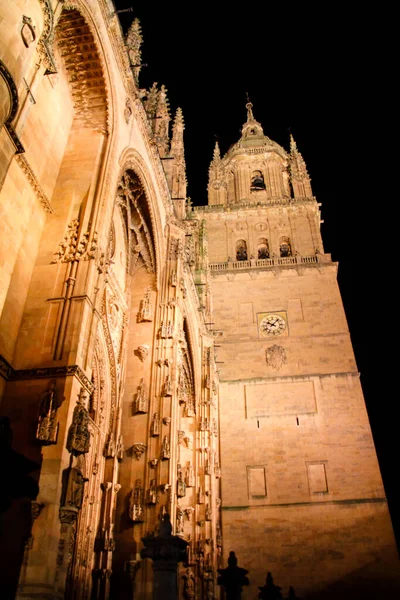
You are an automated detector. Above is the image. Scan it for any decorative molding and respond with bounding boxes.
[0,59,25,154]
[15,154,53,213]
[0,355,94,393]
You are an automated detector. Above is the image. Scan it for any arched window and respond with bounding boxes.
[279,237,292,257]
[257,238,270,259]
[250,170,266,191]
[236,239,248,261]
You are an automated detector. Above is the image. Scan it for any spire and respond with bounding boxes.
[170,108,187,200]
[290,133,298,153]
[289,133,312,198]
[212,141,221,162]
[126,18,143,85]
[154,84,170,157]
[241,99,264,138]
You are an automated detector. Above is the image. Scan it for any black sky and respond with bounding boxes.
[114,3,397,544]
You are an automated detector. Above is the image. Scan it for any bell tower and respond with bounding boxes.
[195,103,399,598]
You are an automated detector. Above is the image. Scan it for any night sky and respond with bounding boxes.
[114,3,397,545]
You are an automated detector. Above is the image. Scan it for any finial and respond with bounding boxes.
[213,140,220,161]
[245,93,254,122]
[290,133,298,152]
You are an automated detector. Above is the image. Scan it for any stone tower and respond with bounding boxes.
[194,102,399,598]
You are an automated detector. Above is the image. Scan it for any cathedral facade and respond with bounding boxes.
[0,2,398,600]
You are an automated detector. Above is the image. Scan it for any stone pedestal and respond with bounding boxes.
[140,514,187,600]
[217,551,249,600]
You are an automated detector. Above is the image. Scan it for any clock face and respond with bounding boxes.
[259,314,286,336]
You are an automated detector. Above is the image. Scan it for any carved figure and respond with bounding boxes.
[138,288,153,322]
[129,480,144,522]
[150,413,160,436]
[184,436,193,449]
[185,462,195,487]
[134,378,148,413]
[177,465,186,498]
[116,435,125,461]
[182,567,195,599]
[66,393,90,456]
[36,380,60,444]
[197,486,205,504]
[62,466,87,510]
[104,432,116,458]
[176,505,184,534]
[163,375,172,397]
[136,344,150,362]
[161,436,170,460]
[147,479,157,504]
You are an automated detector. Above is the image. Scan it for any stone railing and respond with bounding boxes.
[209,254,331,272]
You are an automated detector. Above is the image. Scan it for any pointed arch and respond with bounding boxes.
[116,148,167,285]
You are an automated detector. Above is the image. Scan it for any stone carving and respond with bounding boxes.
[124,98,132,124]
[161,436,170,460]
[150,413,160,436]
[185,397,195,418]
[51,219,79,263]
[176,505,184,534]
[147,479,157,504]
[185,462,195,487]
[265,345,287,371]
[178,430,185,445]
[184,507,194,521]
[101,525,116,552]
[66,392,90,456]
[136,344,150,362]
[204,571,214,600]
[125,19,143,82]
[197,486,205,504]
[204,374,211,389]
[132,443,146,460]
[129,480,144,523]
[134,378,148,413]
[36,380,60,444]
[162,375,173,397]
[104,432,116,458]
[170,270,178,287]
[205,505,212,521]
[21,15,36,47]
[177,464,186,498]
[117,435,125,461]
[162,416,171,426]
[182,567,195,599]
[138,288,153,322]
[216,521,222,546]
[149,458,158,468]
[61,466,87,510]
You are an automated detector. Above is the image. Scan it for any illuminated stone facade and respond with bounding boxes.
[0,2,398,600]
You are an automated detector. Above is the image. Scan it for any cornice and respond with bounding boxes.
[0,354,94,393]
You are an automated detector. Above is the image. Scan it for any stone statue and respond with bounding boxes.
[66,392,90,456]
[163,375,172,397]
[62,466,87,510]
[134,378,148,413]
[185,462,195,487]
[129,479,144,522]
[176,505,184,534]
[150,412,160,436]
[161,436,171,460]
[147,479,157,504]
[182,567,195,599]
[138,288,153,322]
[177,465,186,498]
